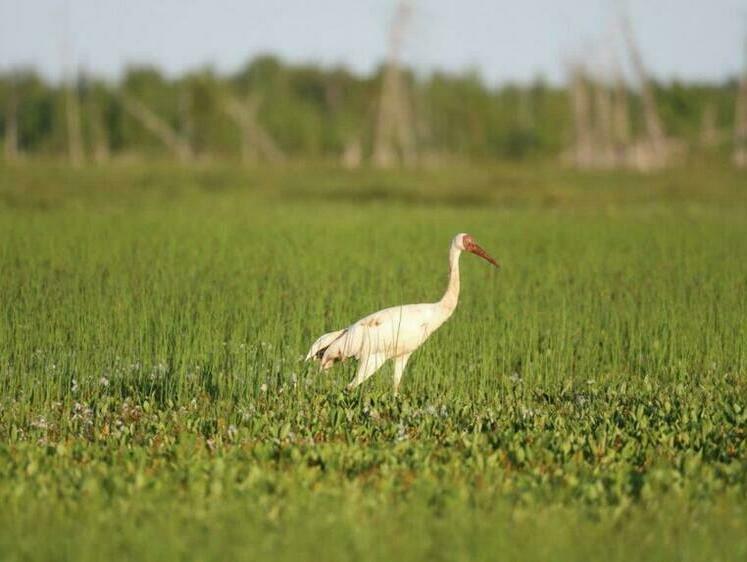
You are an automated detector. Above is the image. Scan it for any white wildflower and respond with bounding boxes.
[31,416,48,430]
[396,423,408,442]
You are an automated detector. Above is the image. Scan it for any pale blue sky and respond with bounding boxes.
[0,0,745,85]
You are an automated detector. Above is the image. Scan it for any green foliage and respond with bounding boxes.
[0,163,745,560]
[0,58,741,161]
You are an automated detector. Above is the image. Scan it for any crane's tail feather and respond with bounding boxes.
[305,329,347,362]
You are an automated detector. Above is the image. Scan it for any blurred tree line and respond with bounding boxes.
[0,55,741,164]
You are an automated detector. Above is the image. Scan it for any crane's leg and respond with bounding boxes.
[347,353,385,390]
[392,352,412,395]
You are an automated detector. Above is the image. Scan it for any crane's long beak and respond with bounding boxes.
[469,243,500,268]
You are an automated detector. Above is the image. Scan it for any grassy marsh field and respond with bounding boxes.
[0,162,746,561]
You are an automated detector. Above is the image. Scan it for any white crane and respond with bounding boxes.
[306,233,499,393]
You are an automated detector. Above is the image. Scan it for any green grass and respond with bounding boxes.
[0,162,745,561]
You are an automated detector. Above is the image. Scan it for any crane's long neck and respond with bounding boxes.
[439,245,461,311]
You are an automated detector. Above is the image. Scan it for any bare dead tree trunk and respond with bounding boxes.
[570,66,593,168]
[221,93,284,164]
[593,79,614,167]
[612,74,631,165]
[225,95,258,164]
[119,93,193,162]
[373,66,399,168]
[619,11,667,167]
[65,79,85,167]
[373,0,417,168]
[734,38,747,168]
[4,78,19,162]
[341,137,362,169]
[735,80,747,168]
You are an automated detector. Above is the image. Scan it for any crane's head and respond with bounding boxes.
[454,233,500,268]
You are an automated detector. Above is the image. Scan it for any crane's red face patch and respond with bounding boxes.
[465,236,500,268]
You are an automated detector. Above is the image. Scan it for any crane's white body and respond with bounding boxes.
[306,233,496,393]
